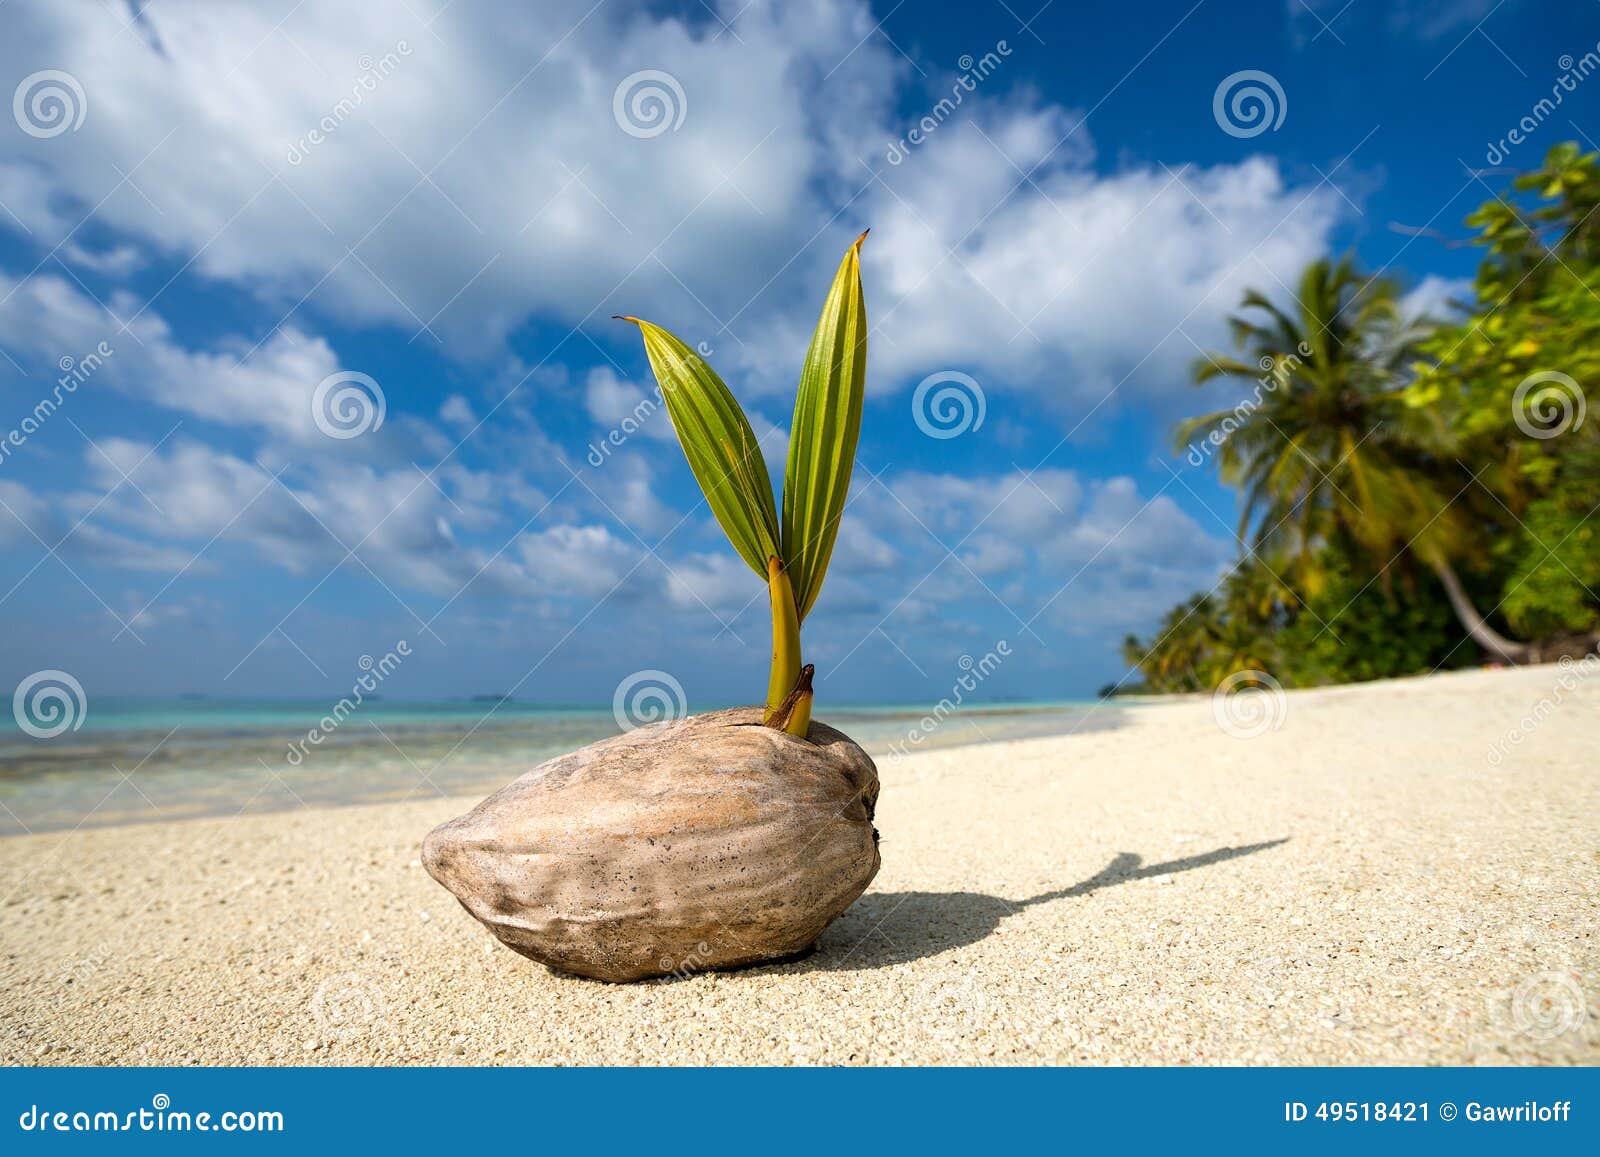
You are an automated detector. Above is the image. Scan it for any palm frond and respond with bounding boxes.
[621,317,781,576]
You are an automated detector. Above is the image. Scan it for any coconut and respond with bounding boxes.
[422,707,880,982]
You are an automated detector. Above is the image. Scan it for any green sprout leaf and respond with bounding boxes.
[620,317,781,577]
[781,232,869,621]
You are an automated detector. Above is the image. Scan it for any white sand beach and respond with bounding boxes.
[2,664,1595,1066]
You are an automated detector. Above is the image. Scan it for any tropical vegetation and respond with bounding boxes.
[1122,143,1599,694]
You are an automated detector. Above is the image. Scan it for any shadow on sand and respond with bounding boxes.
[797,838,1289,973]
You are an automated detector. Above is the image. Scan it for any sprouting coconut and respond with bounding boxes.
[425,234,878,982]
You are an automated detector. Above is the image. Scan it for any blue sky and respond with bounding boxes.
[0,0,1589,709]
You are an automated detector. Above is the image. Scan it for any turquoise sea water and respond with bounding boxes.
[0,696,1127,835]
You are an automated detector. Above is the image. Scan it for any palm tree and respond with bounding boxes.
[1123,595,1224,692]
[1180,258,1530,663]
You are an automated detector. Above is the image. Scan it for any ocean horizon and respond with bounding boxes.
[0,695,1127,835]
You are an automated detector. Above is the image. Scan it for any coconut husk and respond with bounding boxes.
[422,707,880,982]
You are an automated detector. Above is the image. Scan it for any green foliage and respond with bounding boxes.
[782,233,869,622]
[620,237,870,720]
[1124,548,1475,692]
[1406,141,1600,638]
[1464,141,1600,304]
[1499,443,1600,638]
[626,318,781,577]
[1272,560,1473,685]
[1178,258,1457,591]
[1129,143,1599,694]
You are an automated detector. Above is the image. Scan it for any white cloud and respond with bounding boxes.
[70,436,515,602]
[664,550,756,614]
[514,523,639,600]
[583,366,670,442]
[438,394,476,429]
[0,477,195,572]
[1401,274,1473,322]
[811,466,1231,638]
[850,131,1342,415]
[0,271,342,445]
[0,163,69,237]
[1292,0,1511,42]
[868,468,1085,541]
[62,242,145,277]
[1,1,1340,425]
[0,0,896,348]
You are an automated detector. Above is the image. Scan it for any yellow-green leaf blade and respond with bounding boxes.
[782,233,868,621]
[623,318,780,577]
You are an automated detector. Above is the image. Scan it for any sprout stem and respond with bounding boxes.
[782,665,814,738]
[768,664,815,737]
[763,556,802,724]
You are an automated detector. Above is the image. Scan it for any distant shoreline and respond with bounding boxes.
[0,696,1122,836]
[1,661,1567,837]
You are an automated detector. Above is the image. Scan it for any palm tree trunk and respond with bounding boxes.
[1430,557,1531,664]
